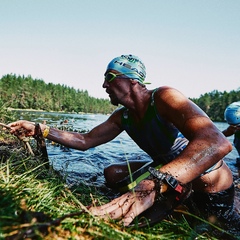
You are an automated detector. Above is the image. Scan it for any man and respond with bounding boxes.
[8,55,235,230]
[222,102,240,166]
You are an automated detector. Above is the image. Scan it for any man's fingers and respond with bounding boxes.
[108,196,135,220]
[121,191,155,226]
[90,190,156,227]
[0,123,11,129]
[90,193,136,221]
[90,192,133,216]
[8,124,35,137]
[8,124,22,134]
[109,190,155,221]
[8,121,22,128]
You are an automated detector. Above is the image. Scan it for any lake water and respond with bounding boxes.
[16,110,239,187]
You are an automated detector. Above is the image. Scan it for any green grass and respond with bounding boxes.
[0,131,236,239]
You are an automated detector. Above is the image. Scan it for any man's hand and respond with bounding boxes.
[8,120,36,138]
[90,179,157,226]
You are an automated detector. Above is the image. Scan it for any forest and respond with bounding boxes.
[0,74,239,121]
[0,74,116,114]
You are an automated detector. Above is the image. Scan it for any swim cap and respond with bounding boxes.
[106,54,150,84]
[224,101,240,125]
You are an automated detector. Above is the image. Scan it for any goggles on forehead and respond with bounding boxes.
[104,72,136,82]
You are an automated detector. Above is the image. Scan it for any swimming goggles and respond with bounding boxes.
[104,72,132,82]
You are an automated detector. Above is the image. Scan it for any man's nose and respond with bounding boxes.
[102,80,109,88]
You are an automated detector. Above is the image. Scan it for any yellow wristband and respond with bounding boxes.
[43,126,50,138]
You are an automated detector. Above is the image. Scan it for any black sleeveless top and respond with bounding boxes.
[121,89,189,163]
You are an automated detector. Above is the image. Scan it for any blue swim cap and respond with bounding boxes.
[224,101,240,125]
[106,54,150,84]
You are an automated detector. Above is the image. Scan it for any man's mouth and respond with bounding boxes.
[106,90,112,95]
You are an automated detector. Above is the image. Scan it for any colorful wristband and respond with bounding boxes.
[43,126,50,138]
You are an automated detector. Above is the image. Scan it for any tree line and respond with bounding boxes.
[0,74,239,121]
[192,89,240,122]
[0,74,116,114]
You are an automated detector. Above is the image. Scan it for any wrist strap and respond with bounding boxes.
[148,167,183,193]
[34,123,49,168]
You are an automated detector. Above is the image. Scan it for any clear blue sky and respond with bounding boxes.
[1,0,239,99]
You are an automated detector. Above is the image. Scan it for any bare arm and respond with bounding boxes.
[154,87,232,184]
[222,125,240,137]
[8,109,124,151]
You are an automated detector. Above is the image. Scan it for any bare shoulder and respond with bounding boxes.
[154,86,198,113]
[153,86,210,132]
[155,86,188,104]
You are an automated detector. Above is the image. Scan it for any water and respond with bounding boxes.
[16,110,239,187]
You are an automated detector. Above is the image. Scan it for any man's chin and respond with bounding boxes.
[111,100,119,106]
[110,97,119,106]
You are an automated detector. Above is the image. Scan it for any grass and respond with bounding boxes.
[0,130,237,239]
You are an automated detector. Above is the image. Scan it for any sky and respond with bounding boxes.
[1,0,239,99]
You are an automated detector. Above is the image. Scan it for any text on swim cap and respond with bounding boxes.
[113,60,145,79]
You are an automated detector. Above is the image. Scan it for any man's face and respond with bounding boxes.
[103,71,131,106]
